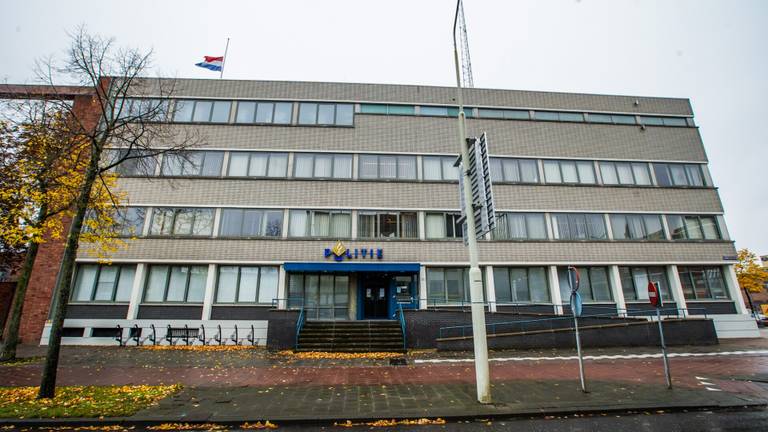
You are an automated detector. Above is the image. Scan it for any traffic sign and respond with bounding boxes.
[568,266,580,293]
[458,132,496,243]
[648,281,663,308]
[571,292,583,317]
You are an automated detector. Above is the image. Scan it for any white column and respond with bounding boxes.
[286,153,294,178]
[126,263,146,319]
[211,208,222,237]
[609,265,626,315]
[548,265,563,314]
[281,209,290,239]
[201,264,217,320]
[667,265,689,316]
[419,266,428,309]
[352,154,359,180]
[724,264,749,315]
[604,214,614,240]
[418,211,426,240]
[351,210,358,239]
[277,265,287,310]
[221,151,230,177]
[485,266,497,312]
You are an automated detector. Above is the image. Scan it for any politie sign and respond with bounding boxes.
[648,281,663,308]
[324,240,383,262]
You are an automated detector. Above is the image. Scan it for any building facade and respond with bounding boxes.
[23,79,758,345]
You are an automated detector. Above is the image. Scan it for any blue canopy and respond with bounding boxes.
[283,262,420,273]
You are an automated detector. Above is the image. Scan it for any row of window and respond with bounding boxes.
[116,98,693,128]
[109,207,724,242]
[112,149,709,188]
[71,263,728,306]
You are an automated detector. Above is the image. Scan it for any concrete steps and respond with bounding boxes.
[297,320,405,353]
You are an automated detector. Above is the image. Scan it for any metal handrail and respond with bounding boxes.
[295,306,306,350]
[397,303,407,351]
[439,306,709,339]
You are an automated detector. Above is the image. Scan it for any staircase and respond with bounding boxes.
[296,320,405,353]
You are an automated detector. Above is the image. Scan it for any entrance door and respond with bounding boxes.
[362,274,389,319]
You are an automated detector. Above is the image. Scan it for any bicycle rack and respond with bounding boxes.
[230,325,240,345]
[247,325,256,346]
[198,325,207,345]
[214,324,223,346]
[165,324,174,345]
[132,324,141,346]
[149,324,158,346]
[182,324,191,346]
[115,325,125,346]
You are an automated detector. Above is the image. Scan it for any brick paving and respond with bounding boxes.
[2,339,768,421]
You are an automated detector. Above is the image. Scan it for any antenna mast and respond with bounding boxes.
[455,0,475,88]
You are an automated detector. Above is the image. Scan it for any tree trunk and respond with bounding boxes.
[37,161,99,399]
[0,240,40,361]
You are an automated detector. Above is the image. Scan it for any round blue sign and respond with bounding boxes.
[570,292,583,317]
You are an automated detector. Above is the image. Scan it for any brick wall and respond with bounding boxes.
[19,91,100,343]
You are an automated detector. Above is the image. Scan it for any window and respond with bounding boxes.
[288,273,349,319]
[639,116,688,127]
[293,153,352,179]
[227,152,288,178]
[115,98,170,121]
[420,106,451,117]
[423,156,460,181]
[667,215,720,240]
[109,149,158,176]
[144,265,208,303]
[533,111,584,122]
[610,214,665,240]
[490,158,539,183]
[235,101,292,124]
[477,108,529,120]
[173,100,231,123]
[587,113,636,125]
[289,210,352,238]
[599,161,652,186]
[425,212,463,239]
[558,266,612,302]
[216,266,278,304]
[298,103,354,126]
[552,213,607,240]
[115,207,146,237]
[653,163,705,187]
[678,266,729,300]
[358,155,417,180]
[543,160,596,184]
[358,211,418,239]
[360,104,416,115]
[494,267,549,303]
[219,209,282,237]
[492,213,547,240]
[149,208,214,236]
[72,264,136,302]
[427,268,473,305]
[161,151,224,177]
[619,266,672,301]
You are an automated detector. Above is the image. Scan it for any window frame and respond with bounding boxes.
[173,99,232,123]
[214,265,279,305]
[426,267,473,305]
[425,212,464,239]
[609,214,666,240]
[298,102,354,126]
[234,101,293,125]
[142,265,208,304]
[160,151,224,177]
[490,157,540,184]
[149,207,215,237]
[493,266,550,304]
[218,208,283,238]
[543,159,596,185]
[292,153,353,179]
[288,209,353,238]
[619,266,673,302]
[652,163,706,187]
[422,155,460,181]
[598,161,652,186]
[357,211,418,239]
[71,264,136,303]
[667,215,721,240]
[677,266,730,300]
[558,266,613,303]
[551,213,607,240]
[492,213,548,240]
[358,154,417,180]
[226,152,288,178]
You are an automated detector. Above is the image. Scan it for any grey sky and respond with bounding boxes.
[2,0,766,254]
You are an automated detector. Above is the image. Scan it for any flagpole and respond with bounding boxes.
[220,37,230,79]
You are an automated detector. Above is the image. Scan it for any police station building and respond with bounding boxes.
[30,79,757,347]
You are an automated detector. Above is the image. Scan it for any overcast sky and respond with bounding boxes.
[2,0,766,254]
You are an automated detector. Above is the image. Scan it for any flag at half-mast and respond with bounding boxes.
[195,56,224,72]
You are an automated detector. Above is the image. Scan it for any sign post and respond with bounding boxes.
[649,281,672,389]
[568,266,587,393]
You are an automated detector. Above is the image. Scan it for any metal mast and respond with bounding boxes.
[455,0,475,88]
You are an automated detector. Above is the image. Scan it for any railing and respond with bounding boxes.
[396,302,407,351]
[438,306,709,339]
[106,322,266,347]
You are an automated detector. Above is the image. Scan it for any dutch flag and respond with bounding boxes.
[195,56,224,72]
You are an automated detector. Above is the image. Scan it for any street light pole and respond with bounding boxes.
[453,0,491,404]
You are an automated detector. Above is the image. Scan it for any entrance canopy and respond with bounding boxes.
[284,262,420,273]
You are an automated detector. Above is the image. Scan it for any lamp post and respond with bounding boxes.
[453,0,491,404]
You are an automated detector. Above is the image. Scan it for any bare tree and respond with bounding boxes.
[24,26,199,398]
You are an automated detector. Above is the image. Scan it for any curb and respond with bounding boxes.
[0,399,765,428]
